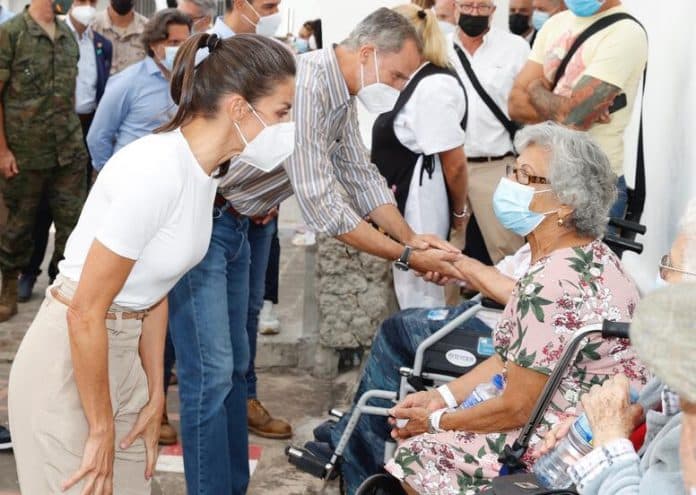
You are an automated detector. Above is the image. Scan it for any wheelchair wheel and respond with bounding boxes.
[355,474,407,495]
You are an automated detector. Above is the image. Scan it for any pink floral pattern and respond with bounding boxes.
[385,241,650,493]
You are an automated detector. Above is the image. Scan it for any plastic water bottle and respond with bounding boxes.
[459,374,505,409]
[533,389,639,489]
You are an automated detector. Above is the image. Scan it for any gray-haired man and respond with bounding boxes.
[177,0,215,33]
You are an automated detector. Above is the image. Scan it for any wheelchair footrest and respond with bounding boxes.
[285,445,335,479]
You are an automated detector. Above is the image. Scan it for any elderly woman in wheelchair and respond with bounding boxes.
[307,122,651,494]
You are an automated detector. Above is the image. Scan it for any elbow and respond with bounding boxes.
[508,91,524,122]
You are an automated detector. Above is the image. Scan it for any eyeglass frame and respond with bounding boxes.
[506,164,550,186]
[455,1,495,15]
[659,254,696,280]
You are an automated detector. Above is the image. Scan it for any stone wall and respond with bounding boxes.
[315,234,397,349]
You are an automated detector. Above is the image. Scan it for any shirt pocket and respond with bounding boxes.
[480,63,517,104]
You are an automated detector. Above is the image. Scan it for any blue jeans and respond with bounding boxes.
[246,219,277,399]
[610,176,628,220]
[168,211,251,495]
[330,301,491,494]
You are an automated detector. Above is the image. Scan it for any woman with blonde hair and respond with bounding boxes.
[372,3,469,310]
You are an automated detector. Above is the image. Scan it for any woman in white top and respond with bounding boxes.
[7,33,296,495]
[372,4,469,309]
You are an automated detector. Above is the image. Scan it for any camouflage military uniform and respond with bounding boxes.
[0,7,87,275]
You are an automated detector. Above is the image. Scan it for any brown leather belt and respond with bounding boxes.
[214,193,242,218]
[50,287,149,321]
[468,152,515,163]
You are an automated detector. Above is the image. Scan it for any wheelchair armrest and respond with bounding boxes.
[609,217,647,235]
[604,234,644,255]
[481,297,505,310]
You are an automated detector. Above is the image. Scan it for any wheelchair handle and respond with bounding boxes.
[608,217,647,235]
[602,320,630,339]
[604,234,644,255]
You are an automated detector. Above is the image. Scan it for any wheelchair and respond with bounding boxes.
[286,218,645,494]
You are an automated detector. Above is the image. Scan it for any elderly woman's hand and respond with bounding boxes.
[581,375,643,448]
[391,390,446,414]
[534,417,575,458]
[389,407,430,440]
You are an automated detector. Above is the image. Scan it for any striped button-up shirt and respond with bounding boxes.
[218,47,396,236]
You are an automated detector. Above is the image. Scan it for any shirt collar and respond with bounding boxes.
[144,56,165,77]
[64,14,92,41]
[322,46,351,110]
[211,17,235,39]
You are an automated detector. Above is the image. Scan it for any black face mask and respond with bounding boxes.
[110,0,134,16]
[458,14,490,37]
[509,13,531,35]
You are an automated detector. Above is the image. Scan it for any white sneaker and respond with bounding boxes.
[258,300,281,335]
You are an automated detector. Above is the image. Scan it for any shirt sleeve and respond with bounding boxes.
[331,103,396,219]
[395,74,466,156]
[87,73,130,171]
[0,26,13,83]
[95,159,178,260]
[568,439,641,494]
[285,80,393,237]
[582,23,648,90]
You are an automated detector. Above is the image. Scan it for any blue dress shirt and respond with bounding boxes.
[210,17,235,39]
[87,56,174,171]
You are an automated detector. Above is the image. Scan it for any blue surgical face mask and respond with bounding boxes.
[294,37,310,53]
[493,177,557,236]
[564,0,605,17]
[532,10,551,30]
[162,46,179,71]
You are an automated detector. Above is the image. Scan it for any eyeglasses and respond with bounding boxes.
[506,165,549,186]
[456,2,495,15]
[659,254,696,280]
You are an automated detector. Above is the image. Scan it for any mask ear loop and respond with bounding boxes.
[241,2,262,29]
[373,49,381,84]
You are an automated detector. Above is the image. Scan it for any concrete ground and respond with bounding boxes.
[0,199,352,494]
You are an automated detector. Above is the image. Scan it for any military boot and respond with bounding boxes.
[0,271,19,322]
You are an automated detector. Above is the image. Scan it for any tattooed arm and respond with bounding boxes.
[528,75,621,130]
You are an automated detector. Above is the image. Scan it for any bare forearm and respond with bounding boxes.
[441,153,468,214]
[0,103,8,150]
[67,311,113,431]
[440,395,527,433]
[336,220,404,261]
[509,87,544,124]
[528,83,571,123]
[139,297,168,403]
[367,204,415,244]
[446,355,505,404]
[455,258,515,305]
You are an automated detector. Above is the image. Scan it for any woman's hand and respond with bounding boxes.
[392,390,445,414]
[409,249,464,281]
[119,398,164,481]
[62,424,115,495]
[581,375,642,448]
[406,233,460,254]
[534,417,574,458]
[389,407,430,440]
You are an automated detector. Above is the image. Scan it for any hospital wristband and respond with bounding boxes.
[437,384,458,409]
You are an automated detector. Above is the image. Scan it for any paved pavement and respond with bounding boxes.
[0,205,350,494]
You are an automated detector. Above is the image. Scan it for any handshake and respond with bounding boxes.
[400,233,477,286]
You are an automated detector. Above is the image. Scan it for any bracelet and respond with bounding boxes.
[452,204,471,218]
[437,384,458,409]
[428,408,448,434]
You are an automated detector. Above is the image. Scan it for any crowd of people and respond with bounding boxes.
[0,0,691,494]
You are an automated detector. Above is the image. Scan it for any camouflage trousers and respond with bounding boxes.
[0,162,86,273]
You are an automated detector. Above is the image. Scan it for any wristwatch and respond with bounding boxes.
[394,246,412,272]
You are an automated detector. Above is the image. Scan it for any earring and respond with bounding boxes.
[557,217,565,227]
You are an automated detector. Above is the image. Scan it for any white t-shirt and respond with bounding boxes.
[447,28,530,157]
[59,129,220,310]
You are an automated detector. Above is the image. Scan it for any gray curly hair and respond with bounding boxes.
[341,7,422,54]
[514,122,617,239]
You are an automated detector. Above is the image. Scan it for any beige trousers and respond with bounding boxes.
[468,157,525,264]
[8,276,151,494]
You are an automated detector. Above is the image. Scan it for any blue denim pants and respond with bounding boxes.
[330,300,491,495]
[168,211,252,495]
[246,218,277,399]
[610,176,629,220]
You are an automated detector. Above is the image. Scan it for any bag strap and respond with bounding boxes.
[453,44,518,143]
[552,13,642,90]
[629,66,647,221]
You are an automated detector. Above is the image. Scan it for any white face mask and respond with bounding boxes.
[162,45,179,71]
[71,5,97,26]
[357,50,400,114]
[242,3,282,37]
[235,106,296,173]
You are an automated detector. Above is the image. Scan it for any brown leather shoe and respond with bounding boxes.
[159,411,178,446]
[0,271,19,323]
[247,398,293,439]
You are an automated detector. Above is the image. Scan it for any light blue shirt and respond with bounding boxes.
[87,57,174,171]
[210,17,235,39]
[0,6,15,24]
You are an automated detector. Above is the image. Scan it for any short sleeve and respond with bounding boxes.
[528,17,552,64]
[95,158,179,260]
[395,74,466,156]
[583,23,647,90]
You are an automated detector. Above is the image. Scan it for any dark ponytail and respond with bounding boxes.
[157,32,296,133]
